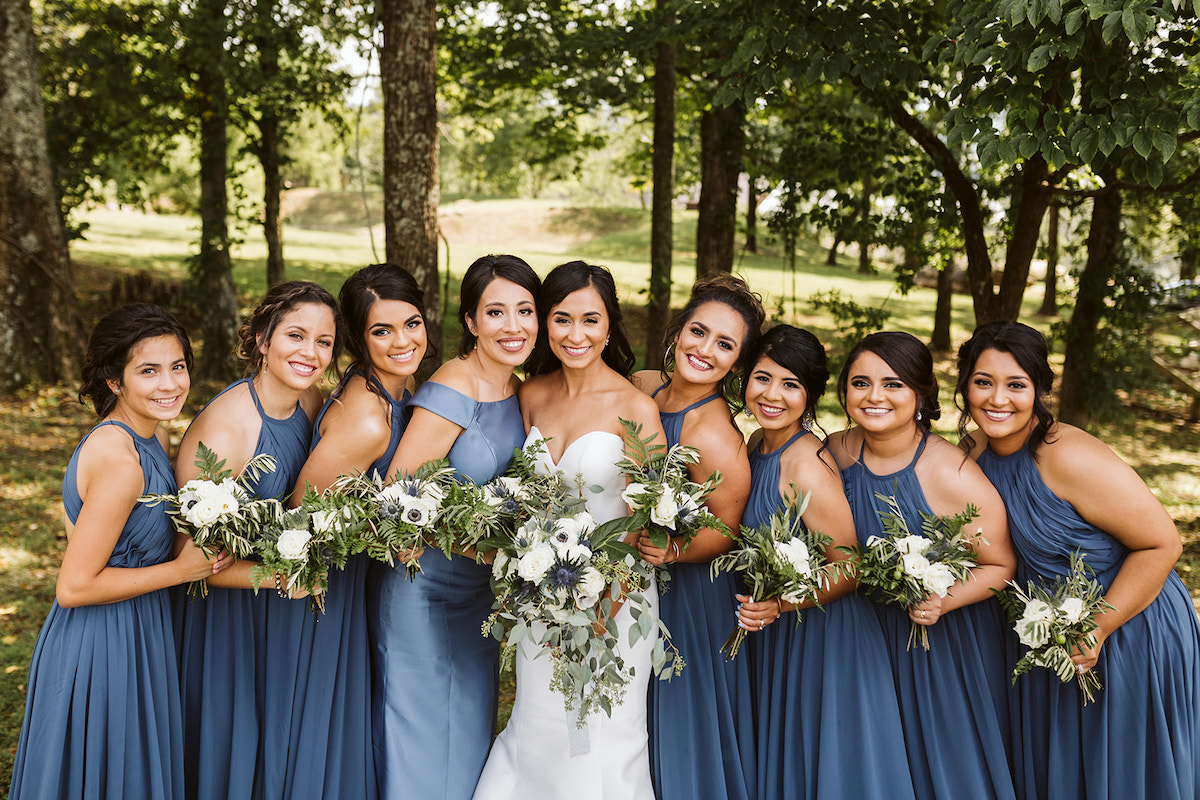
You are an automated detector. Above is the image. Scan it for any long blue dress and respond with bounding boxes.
[369,381,521,800]
[646,390,755,800]
[255,371,401,799]
[979,443,1200,800]
[746,430,916,800]
[9,421,183,800]
[841,435,1016,800]
[173,376,310,800]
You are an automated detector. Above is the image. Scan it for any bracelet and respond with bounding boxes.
[274,573,287,599]
[776,597,783,615]
[670,539,681,563]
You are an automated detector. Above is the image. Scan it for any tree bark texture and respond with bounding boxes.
[0,0,79,391]
[1038,202,1059,316]
[696,99,744,279]
[744,176,757,254]
[645,0,675,372]
[261,107,285,288]
[381,0,441,366]
[998,155,1051,319]
[857,172,873,274]
[192,0,240,380]
[930,262,953,353]
[1059,171,1122,427]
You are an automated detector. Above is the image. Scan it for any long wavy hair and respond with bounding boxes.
[525,261,636,377]
[339,264,429,398]
[836,331,940,430]
[456,254,541,358]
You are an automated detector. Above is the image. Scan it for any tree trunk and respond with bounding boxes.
[381,0,440,373]
[930,261,953,353]
[745,176,757,254]
[0,0,79,391]
[1037,202,1059,316]
[857,172,873,274]
[695,99,744,279]
[825,229,844,266]
[998,155,1052,319]
[261,107,285,287]
[644,0,675,371]
[1059,170,1122,427]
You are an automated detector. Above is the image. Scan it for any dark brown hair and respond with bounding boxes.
[79,304,192,418]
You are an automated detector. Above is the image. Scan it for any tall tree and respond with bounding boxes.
[0,0,79,391]
[381,0,441,358]
[645,0,676,370]
[694,98,744,278]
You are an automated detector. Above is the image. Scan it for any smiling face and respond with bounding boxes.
[672,301,748,387]
[259,302,337,392]
[365,298,427,383]
[547,285,609,370]
[965,348,1038,453]
[108,334,191,431]
[844,350,919,435]
[744,355,807,439]
[468,277,537,368]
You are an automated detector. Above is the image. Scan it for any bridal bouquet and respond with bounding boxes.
[484,499,675,723]
[139,441,282,598]
[332,461,455,572]
[251,486,362,614]
[995,551,1113,704]
[615,419,727,573]
[711,486,854,660]
[851,492,983,650]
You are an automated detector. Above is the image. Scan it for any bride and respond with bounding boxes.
[473,261,667,800]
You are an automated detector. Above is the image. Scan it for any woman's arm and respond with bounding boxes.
[290,384,391,503]
[56,429,228,608]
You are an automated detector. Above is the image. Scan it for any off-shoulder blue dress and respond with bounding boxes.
[173,376,311,800]
[9,421,182,800]
[646,390,755,800]
[979,443,1200,800]
[369,380,522,800]
[841,435,1015,800]
[746,429,916,800]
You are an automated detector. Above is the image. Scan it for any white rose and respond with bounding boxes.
[574,566,606,606]
[894,535,931,556]
[620,482,649,510]
[1017,616,1052,649]
[492,550,510,580]
[1058,597,1088,624]
[650,492,680,529]
[185,496,223,527]
[1023,599,1055,623]
[900,552,931,580]
[276,528,312,561]
[311,509,338,534]
[517,543,555,583]
[922,562,956,598]
[774,539,812,577]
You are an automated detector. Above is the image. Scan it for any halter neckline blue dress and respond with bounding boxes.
[746,429,916,799]
[979,442,1200,800]
[841,433,1016,800]
[173,376,311,800]
[369,380,522,800]
[9,421,183,800]
[646,387,754,800]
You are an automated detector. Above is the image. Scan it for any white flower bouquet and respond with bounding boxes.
[614,419,727,577]
[252,486,361,614]
[333,460,456,573]
[711,486,854,660]
[140,441,282,598]
[850,492,983,650]
[485,499,679,724]
[995,551,1113,704]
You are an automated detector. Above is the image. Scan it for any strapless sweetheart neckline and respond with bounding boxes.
[526,425,622,469]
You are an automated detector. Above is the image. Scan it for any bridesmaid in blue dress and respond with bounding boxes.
[958,321,1200,800]
[9,305,229,800]
[277,265,428,800]
[733,325,916,800]
[173,282,340,800]
[825,331,1017,800]
[371,254,540,800]
[630,275,763,800]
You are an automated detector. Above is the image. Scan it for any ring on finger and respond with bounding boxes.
[920,610,927,619]
[758,619,764,630]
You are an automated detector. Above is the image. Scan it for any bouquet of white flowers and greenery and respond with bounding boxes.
[140,441,282,598]
[483,495,680,724]
[850,492,983,651]
[435,446,568,559]
[615,419,727,583]
[995,550,1114,704]
[251,485,362,614]
[711,486,855,660]
[333,460,456,573]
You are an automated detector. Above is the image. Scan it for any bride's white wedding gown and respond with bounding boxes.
[472,427,658,800]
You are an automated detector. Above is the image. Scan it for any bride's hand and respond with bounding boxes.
[636,535,680,566]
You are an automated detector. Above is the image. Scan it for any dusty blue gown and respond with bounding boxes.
[369,381,521,800]
[747,429,916,800]
[979,442,1200,800]
[173,376,310,800]
[9,422,182,800]
[646,390,755,800]
[840,434,1016,800]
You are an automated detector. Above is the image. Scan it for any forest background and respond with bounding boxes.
[1,0,1200,788]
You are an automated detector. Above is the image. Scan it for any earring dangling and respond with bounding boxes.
[605,336,610,347]
[916,410,923,422]
[802,412,814,431]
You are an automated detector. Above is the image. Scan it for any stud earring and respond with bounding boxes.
[916,410,923,422]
